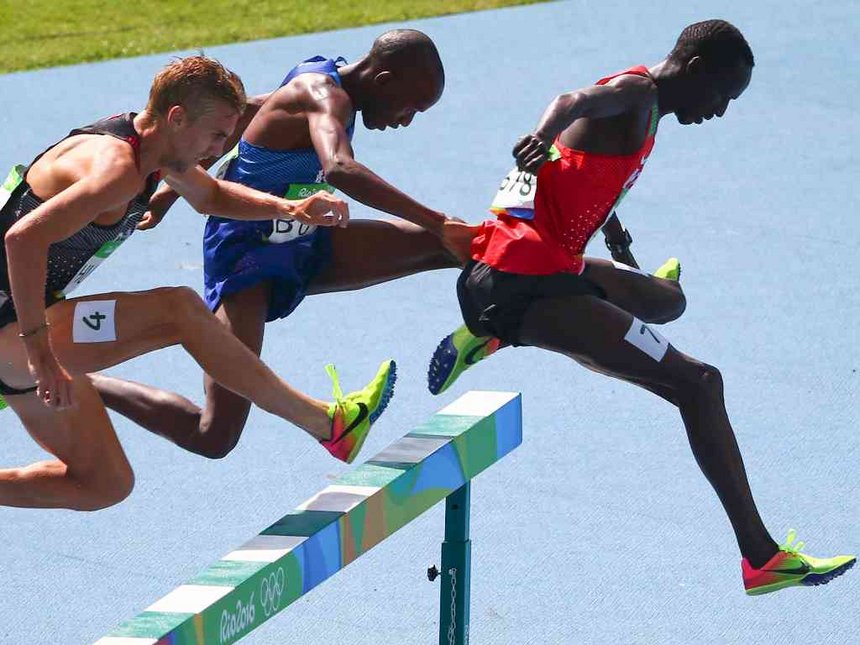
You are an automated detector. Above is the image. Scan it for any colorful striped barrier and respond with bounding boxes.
[96,390,522,645]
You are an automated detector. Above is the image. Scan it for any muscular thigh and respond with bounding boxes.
[0,288,192,386]
[584,257,684,323]
[308,219,455,294]
[518,293,702,392]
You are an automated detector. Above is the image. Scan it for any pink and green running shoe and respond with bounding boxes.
[742,530,856,596]
[322,360,396,464]
[427,324,502,395]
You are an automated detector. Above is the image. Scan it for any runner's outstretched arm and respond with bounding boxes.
[138,93,271,230]
[300,78,454,238]
[163,163,348,227]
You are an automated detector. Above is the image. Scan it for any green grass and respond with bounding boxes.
[0,0,546,73]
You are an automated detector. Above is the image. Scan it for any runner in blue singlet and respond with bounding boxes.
[94,30,478,459]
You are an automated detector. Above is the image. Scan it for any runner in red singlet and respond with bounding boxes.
[428,20,855,595]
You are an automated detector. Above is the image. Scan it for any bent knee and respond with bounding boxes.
[645,286,687,324]
[74,467,135,511]
[163,286,209,315]
[676,361,723,400]
[195,438,239,460]
[189,416,246,460]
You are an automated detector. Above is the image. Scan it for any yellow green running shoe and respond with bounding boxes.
[427,324,502,395]
[0,394,6,411]
[653,257,681,281]
[322,360,396,464]
[742,530,856,596]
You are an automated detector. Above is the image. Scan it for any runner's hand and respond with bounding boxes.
[24,334,74,409]
[441,218,480,265]
[137,206,168,230]
[290,192,350,228]
[513,134,550,174]
[138,186,179,230]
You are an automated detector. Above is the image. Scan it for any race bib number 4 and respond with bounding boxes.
[72,300,117,343]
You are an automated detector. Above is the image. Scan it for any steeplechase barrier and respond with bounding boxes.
[95,390,522,645]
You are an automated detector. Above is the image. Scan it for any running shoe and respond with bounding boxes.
[0,394,6,411]
[427,324,502,395]
[653,257,681,281]
[743,530,856,596]
[323,360,396,464]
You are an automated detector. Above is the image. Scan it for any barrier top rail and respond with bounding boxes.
[96,390,523,645]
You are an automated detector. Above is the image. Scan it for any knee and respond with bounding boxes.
[664,288,687,322]
[155,286,210,334]
[165,286,209,316]
[648,286,687,324]
[74,466,135,511]
[677,361,723,401]
[189,418,244,460]
[193,434,240,460]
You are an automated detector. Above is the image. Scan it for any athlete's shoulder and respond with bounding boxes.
[288,72,349,108]
[76,136,144,195]
[596,70,657,111]
[600,70,655,92]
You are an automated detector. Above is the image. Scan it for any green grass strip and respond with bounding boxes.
[0,0,547,74]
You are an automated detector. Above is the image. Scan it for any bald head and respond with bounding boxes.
[357,29,445,131]
[368,29,445,86]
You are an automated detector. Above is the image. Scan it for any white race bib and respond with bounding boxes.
[623,317,669,362]
[72,300,117,343]
[267,182,333,244]
[491,168,538,212]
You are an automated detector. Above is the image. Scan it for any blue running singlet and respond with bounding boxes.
[203,56,354,321]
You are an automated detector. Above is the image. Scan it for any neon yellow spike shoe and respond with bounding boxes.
[653,257,681,281]
[742,530,856,596]
[427,324,502,395]
[322,360,396,464]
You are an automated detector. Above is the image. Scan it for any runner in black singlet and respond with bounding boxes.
[0,56,395,512]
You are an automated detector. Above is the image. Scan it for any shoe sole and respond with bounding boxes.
[801,558,856,587]
[746,558,856,595]
[427,334,457,395]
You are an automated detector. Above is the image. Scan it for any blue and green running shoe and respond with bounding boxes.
[427,324,502,395]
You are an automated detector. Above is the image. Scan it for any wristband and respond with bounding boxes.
[18,322,50,339]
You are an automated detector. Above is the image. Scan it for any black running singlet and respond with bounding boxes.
[0,113,160,328]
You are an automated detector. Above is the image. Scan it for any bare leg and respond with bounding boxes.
[0,375,134,510]
[94,284,269,458]
[518,294,778,567]
[0,287,332,440]
[583,257,686,324]
[99,220,458,454]
[308,219,458,294]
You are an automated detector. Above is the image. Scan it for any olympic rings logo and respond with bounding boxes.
[259,567,286,618]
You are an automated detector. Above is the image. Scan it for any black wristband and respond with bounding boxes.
[605,228,633,255]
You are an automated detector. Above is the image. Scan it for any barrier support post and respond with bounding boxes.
[439,482,471,645]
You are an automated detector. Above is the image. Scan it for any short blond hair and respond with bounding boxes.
[147,55,246,119]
